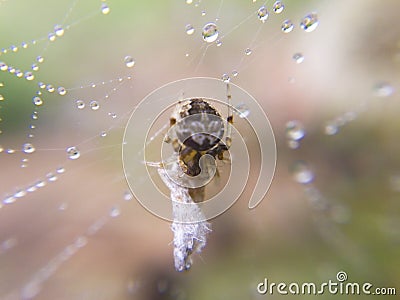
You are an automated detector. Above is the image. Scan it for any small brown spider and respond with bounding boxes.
[165,85,233,202]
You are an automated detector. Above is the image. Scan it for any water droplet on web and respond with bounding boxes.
[245,48,252,55]
[90,100,100,110]
[54,25,64,37]
[287,140,300,149]
[202,23,218,43]
[0,62,7,71]
[57,86,67,96]
[374,82,394,97]
[257,6,269,22]
[14,189,27,198]
[201,10,206,16]
[124,191,133,201]
[221,73,230,83]
[108,112,117,119]
[33,96,43,106]
[186,0,193,4]
[66,146,80,160]
[232,70,238,77]
[23,143,36,154]
[75,100,85,109]
[56,167,65,174]
[300,13,319,32]
[286,120,305,140]
[101,3,110,14]
[272,1,284,13]
[100,131,107,137]
[21,42,28,49]
[48,32,56,41]
[185,24,195,35]
[3,195,16,204]
[293,53,304,64]
[15,69,23,77]
[47,173,58,182]
[324,123,339,135]
[10,45,18,52]
[31,112,38,120]
[216,39,222,47]
[291,161,314,184]
[109,206,120,217]
[281,20,294,33]
[36,180,47,188]
[36,56,44,63]
[124,56,135,68]
[6,148,16,154]
[46,85,55,93]
[235,103,250,118]
[25,71,34,80]
[32,64,39,71]
[38,82,46,89]
[0,94,4,101]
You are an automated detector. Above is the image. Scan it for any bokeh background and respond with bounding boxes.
[0,0,399,299]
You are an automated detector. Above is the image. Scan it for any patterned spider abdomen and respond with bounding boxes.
[176,99,225,152]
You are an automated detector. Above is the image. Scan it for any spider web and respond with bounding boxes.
[0,0,399,299]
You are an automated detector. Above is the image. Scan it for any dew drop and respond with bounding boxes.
[0,62,7,71]
[26,185,37,192]
[287,140,300,149]
[24,71,34,80]
[202,22,218,43]
[10,45,18,52]
[36,180,47,188]
[36,56,44,63]
[281,19,294,33]
[23,143,36,154]
[300,13,319,32]
[291,161,314,184]
[21,42,28,49]
[245,48,252,55]
[272,1,284,14]
[374,82,394,97]
[57,86,67,96]
[100,131,107,137]
[56,167,66,174]
[76,100,85,109]
[186,0,193,3]
[38,82,46,89]
[293,53,304,64]
[185,24,195,35]
[124,56,135,68]
[101,3,110,14]
[14,189,27,198]
[8,66,16,74]
[90,100,100,110]
[235,103,250,118]
[6,148,16,154]
[324,123,339,135]
[32,112,38,120]
[48,32,56,41]
[15,69,23,77]
[257,6,269,22]
[3,195,16,204]
[32,64,39,71]
[66,146,80,160]
[232,70,238,77]
[47,173,58,182]
[0,94,4,101]
[124,191,133,201]
[46,84,55,93]
[201,10,206,16]
[221,73,230,83]
[286,120,305,141]
[216,39,222,47]
[32,96,43,106]
[110,206,121,217]
[54,25,64,37]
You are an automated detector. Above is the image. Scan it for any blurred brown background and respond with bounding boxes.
[0,0,399,299]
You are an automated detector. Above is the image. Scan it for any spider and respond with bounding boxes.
[164,84,233,200]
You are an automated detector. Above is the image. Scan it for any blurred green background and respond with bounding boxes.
[0,0,399,299]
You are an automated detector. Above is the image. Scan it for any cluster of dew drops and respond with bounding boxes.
[0,1,138,214]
